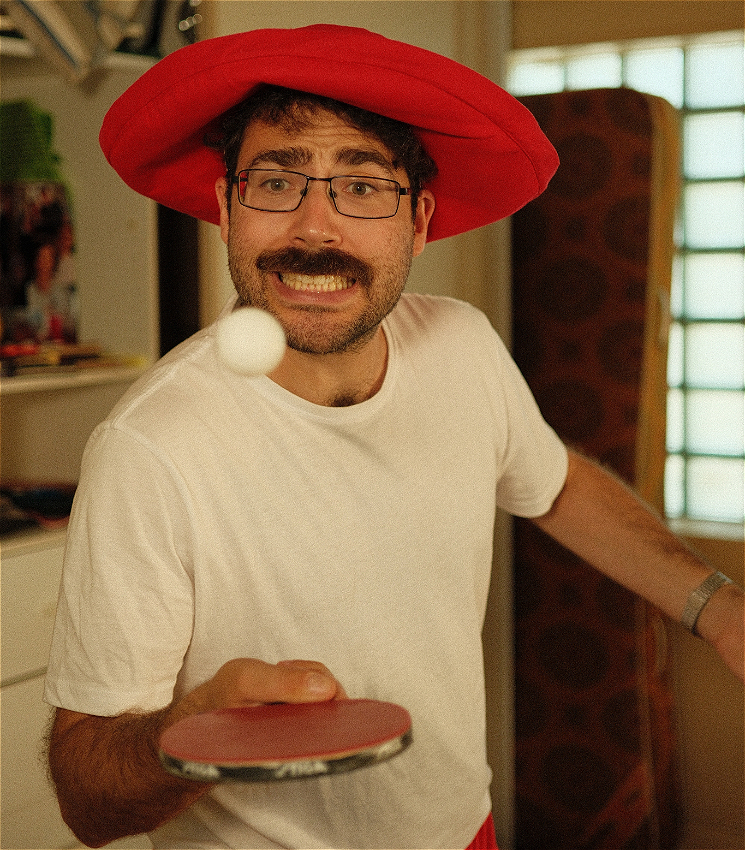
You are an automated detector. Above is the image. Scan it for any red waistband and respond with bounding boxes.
[466,813,497,849]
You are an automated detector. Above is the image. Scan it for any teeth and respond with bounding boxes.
[281,273,353,292]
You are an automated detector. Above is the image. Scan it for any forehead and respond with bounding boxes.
[238,111,398,171]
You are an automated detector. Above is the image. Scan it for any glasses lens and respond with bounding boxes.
[239,170,306,211]
[330,176,401,218]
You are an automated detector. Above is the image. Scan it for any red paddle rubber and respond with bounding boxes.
[159,698,412,782]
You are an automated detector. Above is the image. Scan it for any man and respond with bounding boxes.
[45,25,743,850]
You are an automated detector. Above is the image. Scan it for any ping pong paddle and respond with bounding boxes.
[159,698,412,782]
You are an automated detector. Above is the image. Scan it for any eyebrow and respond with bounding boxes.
[335,147,397,175]
[249,147,311,169]
[248,146,397,175]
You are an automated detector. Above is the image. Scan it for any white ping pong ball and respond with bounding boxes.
[216,307,286,376]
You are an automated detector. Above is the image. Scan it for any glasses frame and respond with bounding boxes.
[231,169,412,219]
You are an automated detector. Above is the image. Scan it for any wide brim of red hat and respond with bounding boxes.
[100,24,558,242]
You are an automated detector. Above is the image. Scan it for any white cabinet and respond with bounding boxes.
[1,533,73,849]
[1,38,157,849]
[1,531,67,683]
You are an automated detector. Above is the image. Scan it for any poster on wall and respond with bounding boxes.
[0,180,78,346]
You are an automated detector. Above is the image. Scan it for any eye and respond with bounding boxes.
[344,180,379,197]
[261,177,292,193]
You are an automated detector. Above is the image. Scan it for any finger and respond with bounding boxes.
[223,658,339,705]
[276,660,349,700]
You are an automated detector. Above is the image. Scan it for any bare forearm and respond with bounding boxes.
[534,451,700,616]
[534,450,744,676]
[47,659,345,847]
[48,706,211,847]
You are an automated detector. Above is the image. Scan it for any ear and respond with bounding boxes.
[412,190,435,257]
[215,176,230,245]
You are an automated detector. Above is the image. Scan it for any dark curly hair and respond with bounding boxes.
[209,85,438,219]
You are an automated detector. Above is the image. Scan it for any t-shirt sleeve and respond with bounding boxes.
[44,423,195,716]
[475,308,568,518]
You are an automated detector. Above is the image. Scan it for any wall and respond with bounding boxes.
[668,535,744,849]
[512,0,744,48]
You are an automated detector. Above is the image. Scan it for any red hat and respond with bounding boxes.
[100,24,558,242]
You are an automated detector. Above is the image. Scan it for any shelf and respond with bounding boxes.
[0,33,34,57]
[668,517,745,543]
[0,524,67,556]
[1,364,147,395]
[0,34,156,69]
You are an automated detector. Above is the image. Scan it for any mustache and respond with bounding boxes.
[255,247,373,286]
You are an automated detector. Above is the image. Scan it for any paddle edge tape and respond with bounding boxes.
[160,726,413,783]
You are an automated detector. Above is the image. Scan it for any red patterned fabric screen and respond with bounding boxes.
[511,89,680,850]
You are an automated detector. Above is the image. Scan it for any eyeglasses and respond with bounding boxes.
[231,169,412,219]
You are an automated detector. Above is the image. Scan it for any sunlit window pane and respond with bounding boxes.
[686,42,745,108]
[507,61,564,95]
[684,253,745,319]
[686,390,745,455]
[684,112,745,179]
[665,454,685,518]
[667,321,684,387]
[686,456,745,522]
[566,53,622,90]
[625,47,684,107]
[684,182,745,249]
[685,323,744,389]
[667,388,684,453]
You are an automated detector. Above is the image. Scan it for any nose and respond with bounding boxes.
[290,179,342,248]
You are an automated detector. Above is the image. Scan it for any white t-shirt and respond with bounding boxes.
[45,293,567,849]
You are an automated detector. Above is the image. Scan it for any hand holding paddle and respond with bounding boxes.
[167,658,347,726]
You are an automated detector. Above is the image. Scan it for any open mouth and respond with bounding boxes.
[257,248,371,293]
[279,273,355,293]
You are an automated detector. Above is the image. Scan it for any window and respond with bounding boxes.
[507,33,745,527]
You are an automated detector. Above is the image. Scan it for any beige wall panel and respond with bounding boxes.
[513,0,744,48]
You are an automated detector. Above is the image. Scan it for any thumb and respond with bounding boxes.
[276,659,349,701]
